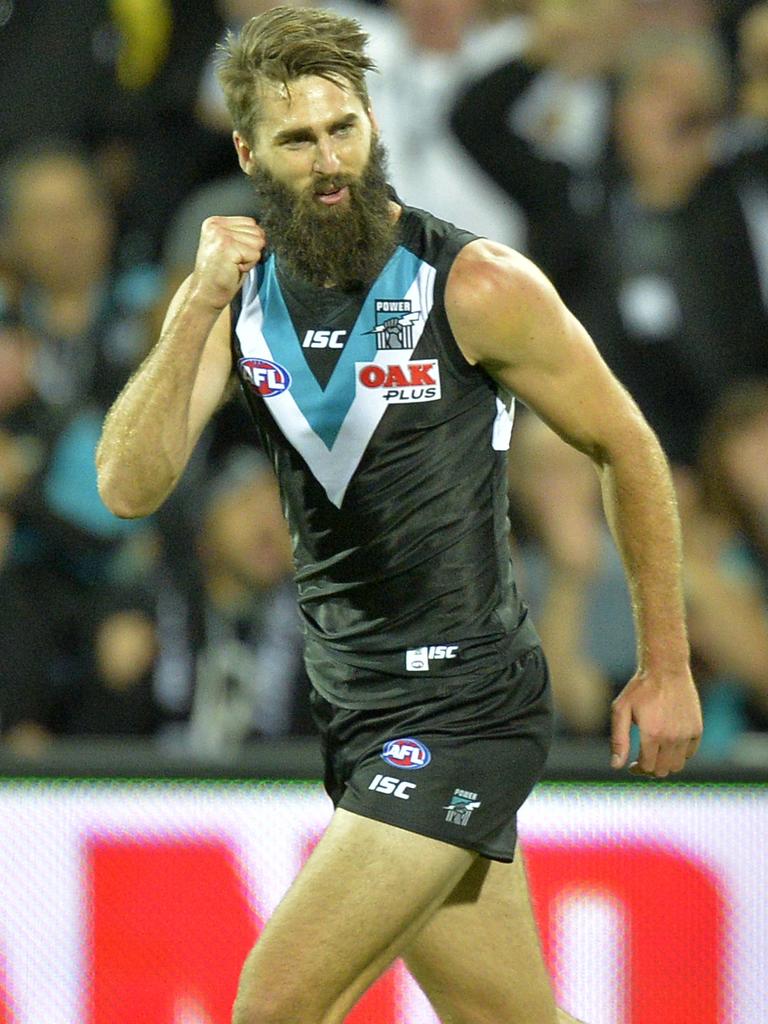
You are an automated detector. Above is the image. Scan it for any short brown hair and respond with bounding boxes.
[216,6,377,144]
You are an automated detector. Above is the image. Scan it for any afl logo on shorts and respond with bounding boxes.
[381,737,431,770]
[239,357,292,397]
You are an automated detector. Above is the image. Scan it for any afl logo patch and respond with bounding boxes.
[381,737,431,770]
[239,357,292,397]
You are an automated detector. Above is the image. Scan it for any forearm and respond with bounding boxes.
[450,59,572,215]
[597,428,690,675]
[96,288,220,518]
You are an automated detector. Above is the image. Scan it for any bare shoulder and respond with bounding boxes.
[446,239,565,367]
[448,238,548,299]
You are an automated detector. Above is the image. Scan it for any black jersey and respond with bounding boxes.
[231,203,538,708]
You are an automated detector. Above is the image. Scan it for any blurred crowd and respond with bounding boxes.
[0,0,766,764]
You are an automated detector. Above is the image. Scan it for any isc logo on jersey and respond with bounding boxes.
[406,645,459,671]
[302,329,348,349]
[239,357,291,397]
[356,360,441,404]
[381,737,432,770]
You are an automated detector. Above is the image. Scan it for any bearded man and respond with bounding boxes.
[96,7,702,1023]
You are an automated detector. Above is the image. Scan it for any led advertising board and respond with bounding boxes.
[0,780,765,1023]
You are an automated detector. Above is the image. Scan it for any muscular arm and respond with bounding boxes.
[97,216,265,518]
[446,240,703,776]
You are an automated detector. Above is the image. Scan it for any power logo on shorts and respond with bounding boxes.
[239,357,292,397]
[444,789,482,827]
[381,737,431,770]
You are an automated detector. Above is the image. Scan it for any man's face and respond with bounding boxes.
[6,158,113,291]
[237,75,375,209]
[202,473,294,591]
[234,75,396,289]
[615,54,720,186]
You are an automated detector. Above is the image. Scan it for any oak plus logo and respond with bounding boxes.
[301,329,348,349]
[381,737,432,770]
[406,645,459,672]
[238,357,291,397]
[356,359,441,404]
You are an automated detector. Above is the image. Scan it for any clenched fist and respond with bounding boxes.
[189,216,267,311]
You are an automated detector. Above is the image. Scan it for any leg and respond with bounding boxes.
[402,845,587,1024]
[231,806,477,1024]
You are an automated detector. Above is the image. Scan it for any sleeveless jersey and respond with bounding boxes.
[230,202,539,709]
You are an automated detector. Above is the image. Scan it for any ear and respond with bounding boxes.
[233,131,258,174]
[367,105,380,137]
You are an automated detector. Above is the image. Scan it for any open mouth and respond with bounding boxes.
[315,185,350,205]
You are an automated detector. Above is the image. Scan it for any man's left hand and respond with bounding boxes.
[610,670,703,778]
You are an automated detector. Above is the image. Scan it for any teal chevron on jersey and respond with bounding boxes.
[258,246,425,449]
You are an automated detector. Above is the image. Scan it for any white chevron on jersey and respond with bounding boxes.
[236,259,437,507]
[492,393,516,451]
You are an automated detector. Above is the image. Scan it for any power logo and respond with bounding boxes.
[238,357,291,397]
[356,360,441,404]
[381,737,432,770]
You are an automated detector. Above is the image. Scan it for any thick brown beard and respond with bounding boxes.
[248,138,397,291]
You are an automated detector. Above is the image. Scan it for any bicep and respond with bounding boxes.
[496,304,646,464]
[448,245,649,463]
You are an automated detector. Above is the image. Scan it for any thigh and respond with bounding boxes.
[235,806,477,1023]
[403,846,559,1024]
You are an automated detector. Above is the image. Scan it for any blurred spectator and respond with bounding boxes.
[696,378,768,583]
[0,141,152,407]
[155,448,312,756]
[0,0,214,270]
[0,142,162,751]
[510,3,641,158]
[507,411,635,737]
[626,0,716,34]
[351,0,527,243]
[675,378,768,757]
[729,0,768,155]
[452,27,768,465]
[737,1,768,119]
[108,0,235,266]
[508,392,768,758]
[0,0,122,161]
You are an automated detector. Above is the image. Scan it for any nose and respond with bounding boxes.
[313,136,341,175]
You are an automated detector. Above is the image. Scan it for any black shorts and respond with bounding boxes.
[309,646,553,862]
